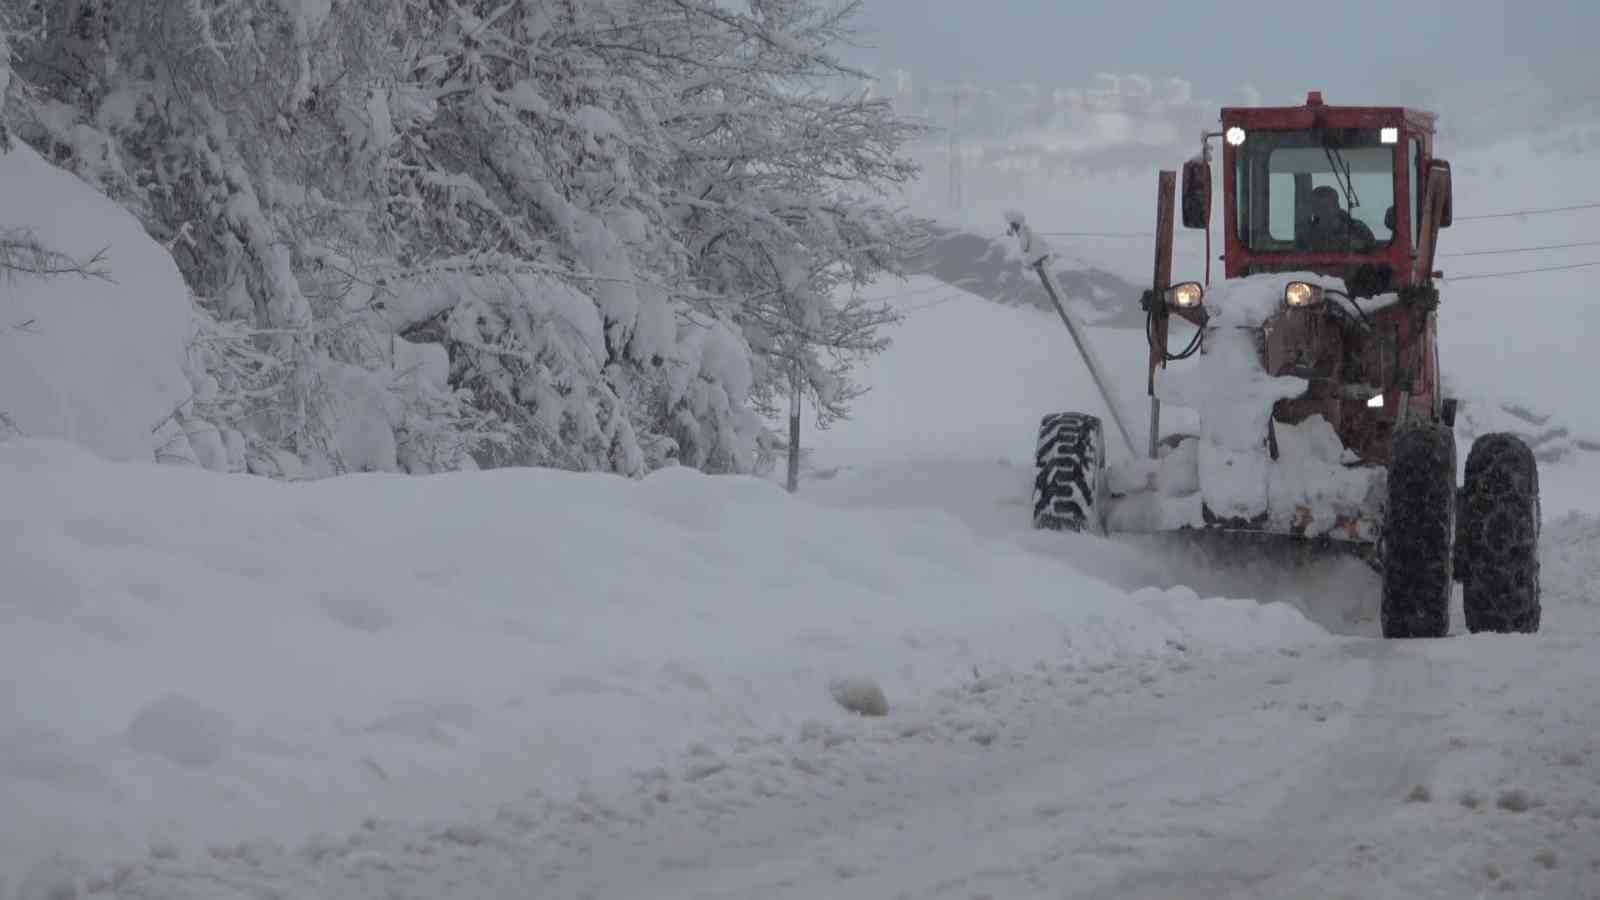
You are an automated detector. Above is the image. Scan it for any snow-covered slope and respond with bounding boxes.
[0,142,202,465]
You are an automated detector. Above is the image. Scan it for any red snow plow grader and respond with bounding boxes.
[1011,92,1540,639]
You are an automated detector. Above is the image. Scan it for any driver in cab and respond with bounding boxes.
[1306,185,1376,250]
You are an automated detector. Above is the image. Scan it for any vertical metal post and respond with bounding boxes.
[1149,171,1176,459]
[786,371,801,493]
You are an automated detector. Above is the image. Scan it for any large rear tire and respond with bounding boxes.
[1381,423,1456,639]
[1458,433,1540,633]
[1034,413,1104,533]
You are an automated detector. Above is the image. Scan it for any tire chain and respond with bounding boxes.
[1458,433,1541,633]
[1381,423,1456,638]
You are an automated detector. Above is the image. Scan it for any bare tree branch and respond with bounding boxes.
[0,229,114,282]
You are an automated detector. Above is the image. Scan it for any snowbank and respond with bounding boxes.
[0,142,201,465]
[0,438,1324,878]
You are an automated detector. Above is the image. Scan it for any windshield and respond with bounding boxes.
[1234,128,1396,253]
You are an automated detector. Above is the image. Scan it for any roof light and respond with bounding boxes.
[1225,126,1246,146]
[1380,127,1399,144]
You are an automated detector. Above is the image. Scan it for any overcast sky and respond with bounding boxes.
[844,0,1596,113]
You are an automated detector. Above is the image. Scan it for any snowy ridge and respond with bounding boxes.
[908,223,1146,327]
[0,439,1326,885]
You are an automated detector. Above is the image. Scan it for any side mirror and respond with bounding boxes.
[1181,158,1211,229]
[1433,159,1453,228]
[1383,206,1396,232]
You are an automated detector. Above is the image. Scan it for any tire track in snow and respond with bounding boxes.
[533,644,1362,900]
[1073,639,1451,899]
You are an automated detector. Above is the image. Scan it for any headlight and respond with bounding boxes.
[1165,281,1204,309]
[1225,126,1246,146]
[1284,281,1325,308]
[1366,393,1385,409]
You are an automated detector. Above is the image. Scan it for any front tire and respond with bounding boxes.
[1381,423,1456,639]
[1458,434,1541,633]
[1034,413,1104,533]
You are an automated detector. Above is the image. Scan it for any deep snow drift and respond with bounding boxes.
[0,142,200,465]
[0,438,1327,886]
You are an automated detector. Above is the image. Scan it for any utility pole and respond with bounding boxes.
[947,87,964,210]
[786,361,801,493]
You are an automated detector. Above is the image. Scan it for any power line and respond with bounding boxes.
[1441,239,1600,258]
[862,279,961,303]
[1040,230,1152,238]
[1040,201,1600,235]
[900,292,966,312]
[1038,200,1600,236]
[899,291,1032,313]
[1039,230,1206,239]
[1455,202,1600,222]
[1444,260,1600,281]
[880,221,1600,307]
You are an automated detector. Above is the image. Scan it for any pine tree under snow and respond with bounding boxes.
[0,0,926,478]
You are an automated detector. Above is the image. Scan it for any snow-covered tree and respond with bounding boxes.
[640,0,929,480]
[0,17,10,149]
[0,17,109,315]
[368,0,926,474]
[7,0,390,473]
[3,0,925,479]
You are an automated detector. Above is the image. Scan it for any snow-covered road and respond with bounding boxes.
[101,544,1600,899]
[543,615,1600,900]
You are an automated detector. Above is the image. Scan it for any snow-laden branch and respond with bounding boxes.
[0,229,113,282]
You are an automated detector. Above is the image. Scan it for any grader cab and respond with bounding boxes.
[1013,92,1540,639]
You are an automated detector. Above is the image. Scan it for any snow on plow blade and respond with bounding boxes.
[1101,428,1384,544]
